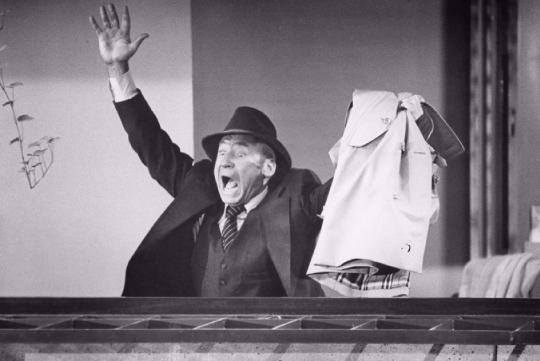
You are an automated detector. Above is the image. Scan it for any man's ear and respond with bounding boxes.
[261,158,277,184]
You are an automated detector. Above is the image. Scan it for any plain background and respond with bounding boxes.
[0,0,193,296]
[517,0,540,248]
[0,0,470,296]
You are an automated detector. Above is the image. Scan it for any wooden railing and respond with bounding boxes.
[0,298,538,344]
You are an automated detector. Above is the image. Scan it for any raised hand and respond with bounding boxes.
[89,4,148,75]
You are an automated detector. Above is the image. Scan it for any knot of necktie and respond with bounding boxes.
[226,204,245,219]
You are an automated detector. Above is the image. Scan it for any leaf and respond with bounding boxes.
[9,137,20,145]
[17,114,34,122]
[18,167,26,173]
[28,140,41,147]
[2,100,13,107]
[39,136,53,142]
[47,136,60,144]
[32,149,46,156]
[0,44,6,52]
[7,81,23,88]
[32,162,42,168]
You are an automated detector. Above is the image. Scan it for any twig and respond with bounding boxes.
[0,11,58,189]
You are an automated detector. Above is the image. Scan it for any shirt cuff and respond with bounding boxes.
[109,70,138,102]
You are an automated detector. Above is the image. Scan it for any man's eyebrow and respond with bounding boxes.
[219,139,249,147]
[219,136,253,147]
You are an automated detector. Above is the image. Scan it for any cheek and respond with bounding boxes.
[237,163,263,184]
[213,162,220,180]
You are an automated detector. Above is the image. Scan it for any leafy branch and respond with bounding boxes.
[0,10,59,189]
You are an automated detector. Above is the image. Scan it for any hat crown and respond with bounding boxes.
[201,105,292,171]
[226,106,277,138]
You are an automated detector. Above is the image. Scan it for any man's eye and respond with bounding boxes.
[236,152,246,158]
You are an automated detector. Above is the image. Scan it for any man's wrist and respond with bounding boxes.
[107,61,130,78]
[109,68,138,102]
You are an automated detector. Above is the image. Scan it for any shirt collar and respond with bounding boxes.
[221,186,268,219]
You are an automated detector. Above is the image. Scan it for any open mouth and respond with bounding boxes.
[221,176,239,191]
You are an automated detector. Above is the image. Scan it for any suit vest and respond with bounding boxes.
[191,203,286,297]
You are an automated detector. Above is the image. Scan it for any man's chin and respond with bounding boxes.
[218,192,242,205]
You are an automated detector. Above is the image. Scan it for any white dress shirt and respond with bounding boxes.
[218,187,268,233]
[109,70,138,101]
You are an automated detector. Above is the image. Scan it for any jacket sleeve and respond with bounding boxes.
[280,169,332,297]
[114,90,194,197]
[301,170,333,217]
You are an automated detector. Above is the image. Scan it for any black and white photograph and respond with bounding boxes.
[0,0,538,359]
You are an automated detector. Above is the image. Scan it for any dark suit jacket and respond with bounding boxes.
[115,92,331,297]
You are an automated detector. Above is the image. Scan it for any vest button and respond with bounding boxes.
[221,262,227,270]
[219,279,227,286]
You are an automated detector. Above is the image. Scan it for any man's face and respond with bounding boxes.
[214,134,276,205]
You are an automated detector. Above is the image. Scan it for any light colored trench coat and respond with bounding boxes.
[308,90,439,278]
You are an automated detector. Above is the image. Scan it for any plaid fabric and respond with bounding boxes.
[312,269,411,297]
[339,270,410,291]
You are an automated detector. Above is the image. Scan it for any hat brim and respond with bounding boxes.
[202,129,292,170]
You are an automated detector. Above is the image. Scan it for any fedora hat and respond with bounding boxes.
[202,106,292,170]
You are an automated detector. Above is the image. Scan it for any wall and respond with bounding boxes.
[0,0,192,295]
[3,343,539,360]
[192,0,470,297]
[516,0,540,247]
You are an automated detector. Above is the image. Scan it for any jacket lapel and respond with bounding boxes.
[141,168,220,251]
[261,194,292,295]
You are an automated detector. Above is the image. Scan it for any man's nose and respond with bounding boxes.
[220,152,234,167]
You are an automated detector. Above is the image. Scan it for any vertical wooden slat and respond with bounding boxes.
[469,0,516,258]
[470,0,487,259]
[484,0,498,256]
[505,0,519,252]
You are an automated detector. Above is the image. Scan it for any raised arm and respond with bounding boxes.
[90,5,193,196]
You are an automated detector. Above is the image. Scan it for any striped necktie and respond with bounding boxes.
[221,204,245,250]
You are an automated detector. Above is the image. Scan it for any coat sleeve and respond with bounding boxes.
[278,169,332,297]
[300,170,333,217]
[114,90,194,197]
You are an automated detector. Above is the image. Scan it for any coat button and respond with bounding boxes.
[219,279,227,286]
[221,262,227,270]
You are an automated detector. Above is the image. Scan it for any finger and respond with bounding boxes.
[121,5,130,34]
[108,3,120,28]
[89,16,103,35]
[131,33,149,52]
[100,5,111,28]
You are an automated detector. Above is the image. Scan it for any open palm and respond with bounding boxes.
[89,4,148,66]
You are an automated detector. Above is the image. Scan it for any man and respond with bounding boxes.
[90,4,331,297]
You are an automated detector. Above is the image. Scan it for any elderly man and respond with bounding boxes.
[90,4,331,297]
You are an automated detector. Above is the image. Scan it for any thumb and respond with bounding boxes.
[131,33,149,52]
